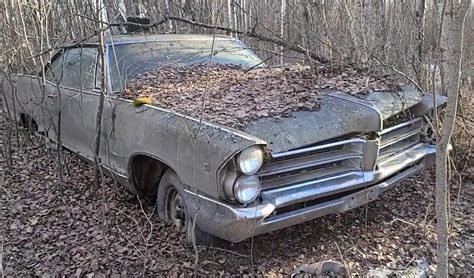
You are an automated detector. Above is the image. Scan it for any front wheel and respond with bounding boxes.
[156,169,217,245]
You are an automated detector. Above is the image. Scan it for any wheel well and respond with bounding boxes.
[129,155,169,197]
[19,113,38,131]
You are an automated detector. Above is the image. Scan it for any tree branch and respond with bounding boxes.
[109,16,329,64]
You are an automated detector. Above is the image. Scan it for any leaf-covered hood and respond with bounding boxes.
[244,85,422,153]
[356,85,422,120]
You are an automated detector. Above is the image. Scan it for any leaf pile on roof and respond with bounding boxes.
[122,64,398,130]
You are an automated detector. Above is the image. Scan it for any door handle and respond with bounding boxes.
[47,94,58,98]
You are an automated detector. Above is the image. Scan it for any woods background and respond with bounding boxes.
[1,0,473,89]
[0,0,473,276]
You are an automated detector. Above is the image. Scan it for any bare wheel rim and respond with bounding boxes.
[167,188,186,232]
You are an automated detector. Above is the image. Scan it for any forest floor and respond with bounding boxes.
[1,93,473,276]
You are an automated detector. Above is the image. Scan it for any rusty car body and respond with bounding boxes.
[1,34,446,243]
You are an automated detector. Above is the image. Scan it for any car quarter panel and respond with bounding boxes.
[2,75,56,134]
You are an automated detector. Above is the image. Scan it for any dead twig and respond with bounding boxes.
[194,33,217,138]
[192,212,199,277]
[372,55,424,92]
[107,16,329,64]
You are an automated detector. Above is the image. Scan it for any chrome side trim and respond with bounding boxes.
[377,143,435,171]
[380,117,422,135]
[380,129,419,149]
[260,150,362,177]
[271,138,366,159]
[378,117,423,163]
[261,171,366,208]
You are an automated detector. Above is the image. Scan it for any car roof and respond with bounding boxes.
[64,34,236,47]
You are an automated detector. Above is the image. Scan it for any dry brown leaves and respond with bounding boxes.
[1,89,472,276]
[1,113,472,276]
[122,65,397,129]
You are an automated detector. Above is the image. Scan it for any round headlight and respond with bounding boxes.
[234,175,261,204]
[237,146,263,174]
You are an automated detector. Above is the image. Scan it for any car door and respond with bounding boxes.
[44,47,100,161]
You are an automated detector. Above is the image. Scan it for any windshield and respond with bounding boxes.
[108,38,263,91]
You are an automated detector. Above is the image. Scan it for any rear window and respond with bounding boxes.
[108,39,263,91]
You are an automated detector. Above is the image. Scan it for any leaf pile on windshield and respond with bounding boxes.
[122,64,398,130]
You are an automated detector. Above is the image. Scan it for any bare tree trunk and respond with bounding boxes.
[227,0,234,36]
[242,0,248,30]
[436,0,470,277]
[232,0,238,37]
[94,0,106,188]
[438,0,449,96]
[55,70,63,197]
[93,0,111,268]
[280,0,286,64]
[415,0,426,90]
[164,0,173,31]
[135,2,145,18]
[115,0,127,33]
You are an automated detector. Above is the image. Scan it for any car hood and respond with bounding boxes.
[356,85,422,120]
[244,85,422,153]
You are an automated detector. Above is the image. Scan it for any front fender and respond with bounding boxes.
[410,94,448,117]
[105,97,265,199]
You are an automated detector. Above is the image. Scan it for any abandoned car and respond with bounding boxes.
[1,34,446,243]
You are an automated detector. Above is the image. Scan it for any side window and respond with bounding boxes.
[45,52,65,82]
[45,48,98,90]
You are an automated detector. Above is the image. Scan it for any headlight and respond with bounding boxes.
[234,175,261,204]
[236,146,263,174]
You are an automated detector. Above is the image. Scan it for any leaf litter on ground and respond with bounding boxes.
[1,72,472,276]
[1,108,472,276]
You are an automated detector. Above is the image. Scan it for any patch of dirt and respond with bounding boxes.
[0,113,472,276]
[122,65,398,129]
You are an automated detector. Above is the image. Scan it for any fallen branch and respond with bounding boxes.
[372,55,424,92]
[109,16,329,65]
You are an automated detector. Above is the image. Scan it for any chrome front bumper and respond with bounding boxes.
[184,143,436,243]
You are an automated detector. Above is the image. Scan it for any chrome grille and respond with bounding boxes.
[261,139,366,189]
[260,117,424,190]
[378,117,422,162]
